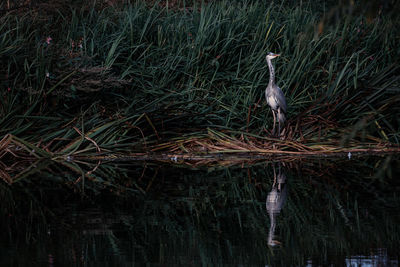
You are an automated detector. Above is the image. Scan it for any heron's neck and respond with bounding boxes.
[267,58,275,85]
[268,213,276,243]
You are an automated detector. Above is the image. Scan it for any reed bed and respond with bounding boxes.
[0,0,399,162]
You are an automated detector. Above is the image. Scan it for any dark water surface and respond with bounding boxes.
[1,155,399,266]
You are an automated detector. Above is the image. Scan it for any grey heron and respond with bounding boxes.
[266,163,287,247]
[265,52,287,137]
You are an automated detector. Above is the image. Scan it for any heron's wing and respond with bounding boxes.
[274,86,287,113]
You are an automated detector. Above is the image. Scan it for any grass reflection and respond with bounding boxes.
[0,156,399,266]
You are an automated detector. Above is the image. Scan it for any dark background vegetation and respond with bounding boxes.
[1,0,400,156]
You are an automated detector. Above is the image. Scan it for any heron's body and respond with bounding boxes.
[265,86,286,122]
[265,52,287,136]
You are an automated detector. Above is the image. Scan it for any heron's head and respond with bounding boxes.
[268,239,282,247]
[266,52,280,60]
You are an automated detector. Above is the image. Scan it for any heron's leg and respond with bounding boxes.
[272,110,276,136]
[272,163,277,187]
[277,163,281,190]
[277,108,281,137]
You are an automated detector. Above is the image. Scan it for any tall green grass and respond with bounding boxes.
[1,0,399,155]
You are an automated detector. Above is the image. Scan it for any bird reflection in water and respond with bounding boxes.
[266,163,287,247]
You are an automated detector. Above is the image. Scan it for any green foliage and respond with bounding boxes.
[0,0,399,151]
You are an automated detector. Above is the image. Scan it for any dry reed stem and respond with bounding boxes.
[73,126,101,153]
[1,131,399,168]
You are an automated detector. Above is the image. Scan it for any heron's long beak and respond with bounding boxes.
[274,54,281,57]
